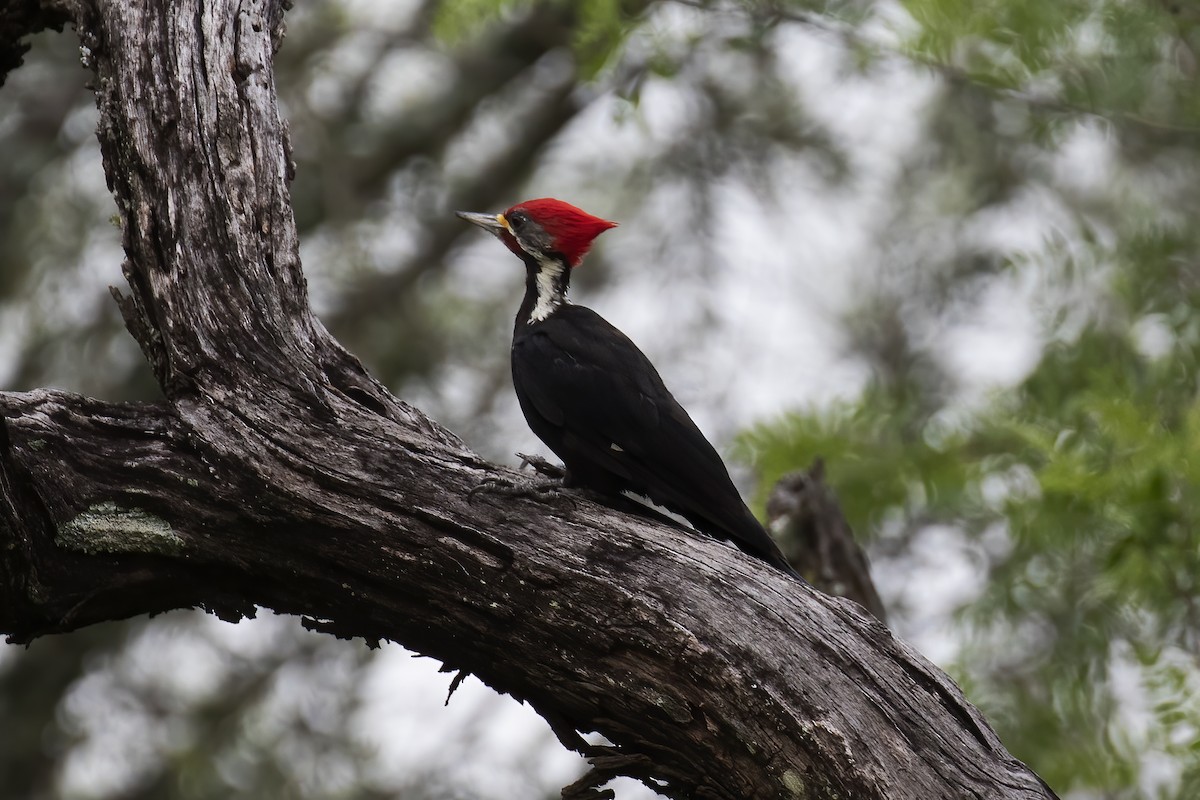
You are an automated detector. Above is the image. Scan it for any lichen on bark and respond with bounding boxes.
[56,501,182,556]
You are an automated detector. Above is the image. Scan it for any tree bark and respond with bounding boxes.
[0,2,1057,799]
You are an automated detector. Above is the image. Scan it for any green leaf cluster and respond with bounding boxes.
[432,0,639,79]
[901,0,1200,132]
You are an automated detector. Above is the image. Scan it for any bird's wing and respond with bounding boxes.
[512,306,765,546]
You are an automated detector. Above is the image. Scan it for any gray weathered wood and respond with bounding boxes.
[0,1,1057,798]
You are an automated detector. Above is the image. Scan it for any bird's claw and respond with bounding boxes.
[468,472,568,504]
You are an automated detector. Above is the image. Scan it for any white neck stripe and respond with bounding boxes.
[530,254,566,323]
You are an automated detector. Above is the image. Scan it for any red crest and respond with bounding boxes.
[505,198,617,267]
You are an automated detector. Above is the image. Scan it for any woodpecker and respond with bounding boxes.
[458,198,798,578]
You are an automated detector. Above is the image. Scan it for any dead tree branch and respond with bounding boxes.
[768,459,888,624]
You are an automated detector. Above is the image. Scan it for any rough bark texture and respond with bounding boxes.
[0,2,1057,799]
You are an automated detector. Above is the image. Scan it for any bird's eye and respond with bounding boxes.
[506,210,553,254]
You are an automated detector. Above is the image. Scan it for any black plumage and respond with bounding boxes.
[458,198,797,577]
[513,305,797,575]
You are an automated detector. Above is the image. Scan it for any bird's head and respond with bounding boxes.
[457,198,617,268]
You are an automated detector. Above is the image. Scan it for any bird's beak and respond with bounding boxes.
[456,211,510,237]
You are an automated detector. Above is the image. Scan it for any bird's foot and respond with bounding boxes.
[516,452,567,480]
[469,471,567,503]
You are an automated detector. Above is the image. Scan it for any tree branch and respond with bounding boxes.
[0,385,1053,799]
[0,0,1057,798]
[767,459,888,624]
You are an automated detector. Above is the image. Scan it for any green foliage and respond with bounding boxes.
[741,384,977,540]
[431,0,637,78]
[431,0,535,43]
[975,326,1200,791]
[902,0,1094,71]
[736,1,1200,791]
[901,0,1200,131]
[742,241,1200,795]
